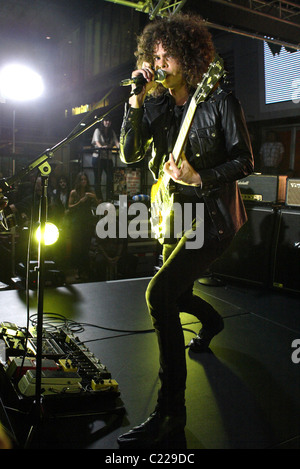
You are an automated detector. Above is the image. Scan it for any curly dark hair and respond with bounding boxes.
[135,13,215,95]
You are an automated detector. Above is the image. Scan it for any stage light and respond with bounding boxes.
[35,223,59,246]
[0,63,44,101]
[0,64,44,175]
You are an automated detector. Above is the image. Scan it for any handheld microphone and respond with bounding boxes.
[120,69,166,87]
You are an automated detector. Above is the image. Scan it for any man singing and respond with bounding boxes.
[118,13,254,449]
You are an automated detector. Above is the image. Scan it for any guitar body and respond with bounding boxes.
[149,55,225,244]
[150,176,178,243]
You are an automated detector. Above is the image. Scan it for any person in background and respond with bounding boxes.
[259,131,284,175]
[91,117,119,200]
[50,175,70,225]
[68,172,100,280]
[48,175,71,269]
[8,176,42,226]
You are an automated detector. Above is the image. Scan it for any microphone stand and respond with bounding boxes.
[25,165,51,447]
[0,98,126,448]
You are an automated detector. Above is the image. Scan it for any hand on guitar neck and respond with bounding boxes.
[163,153,202,187]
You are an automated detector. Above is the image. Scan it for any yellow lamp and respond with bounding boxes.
[35,222,59,246]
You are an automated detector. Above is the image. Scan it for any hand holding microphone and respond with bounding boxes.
[121,64,166,106]
[120,69,166,87]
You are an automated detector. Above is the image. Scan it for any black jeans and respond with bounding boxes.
[92,157,114,200]
[145,234,233,413]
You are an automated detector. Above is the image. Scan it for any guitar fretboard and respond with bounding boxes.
[173,96,197,165]
[158,55,224,185]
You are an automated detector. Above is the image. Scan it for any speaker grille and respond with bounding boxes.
[286,179,300,207]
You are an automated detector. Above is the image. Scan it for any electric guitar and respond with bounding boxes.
[150,55,225,243]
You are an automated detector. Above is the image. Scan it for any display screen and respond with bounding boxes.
[264,41,300,105]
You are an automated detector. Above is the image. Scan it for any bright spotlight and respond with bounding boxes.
[36,223,59,246]
[0,64,44,101]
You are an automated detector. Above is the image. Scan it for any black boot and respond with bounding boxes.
[117,407,186,449]
[189,315,224,352]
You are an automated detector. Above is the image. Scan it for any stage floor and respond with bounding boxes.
[0,277,299,450]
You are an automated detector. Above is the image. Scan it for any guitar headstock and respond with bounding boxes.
[194,54,225,105]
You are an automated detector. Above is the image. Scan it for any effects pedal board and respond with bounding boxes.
[0,322,119,401]
[18,369,83,397]
[6,357,60,379]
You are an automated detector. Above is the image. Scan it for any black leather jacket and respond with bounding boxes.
[120,87,254,240]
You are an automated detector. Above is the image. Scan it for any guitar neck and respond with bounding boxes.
[161,96,197,187]
[160,54,224,183]
[173,97,197,165]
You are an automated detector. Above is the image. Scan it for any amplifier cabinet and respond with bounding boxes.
[272,208,300,293]
[286,178,300,207]
[238,174,287,204]
[211,205,278,286]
